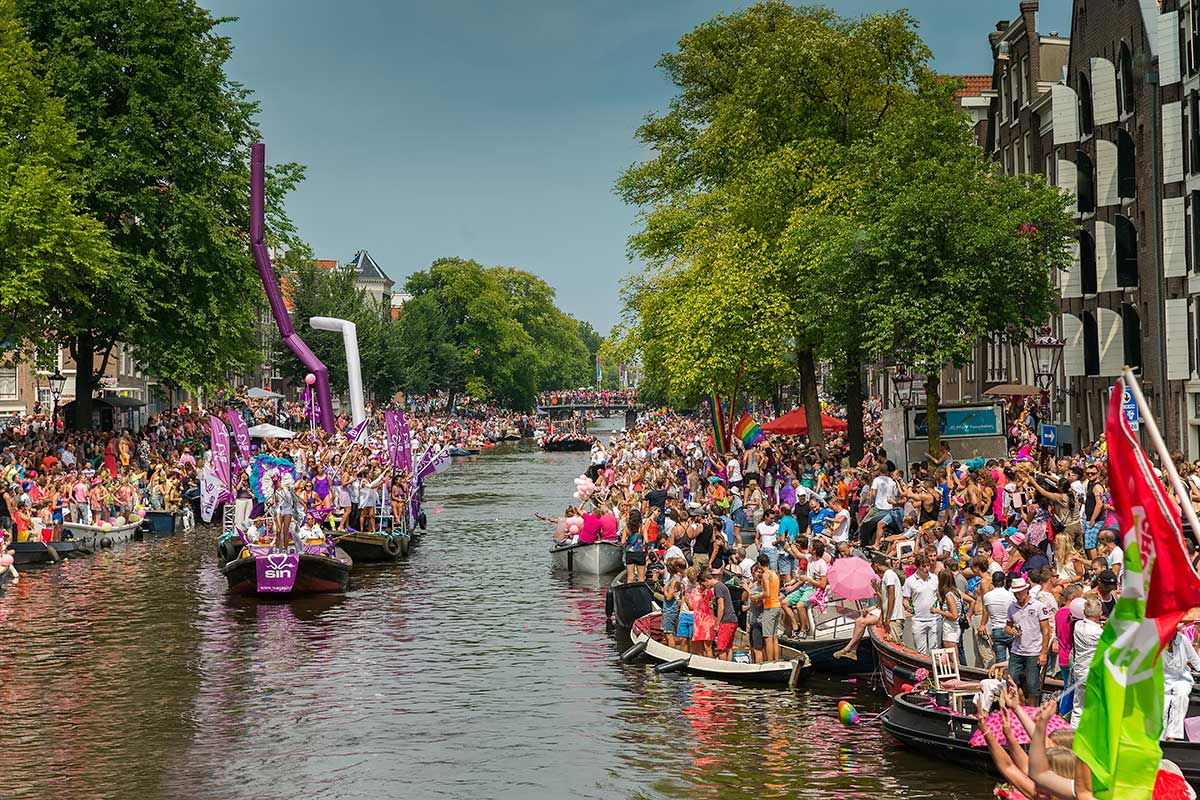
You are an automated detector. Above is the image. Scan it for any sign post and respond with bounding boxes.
[1121,386,1140,431]
[1040,424,1058,450]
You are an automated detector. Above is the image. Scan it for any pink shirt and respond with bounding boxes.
[578,512,601,544]
[73,482,88,503]
[1055,605,1074,667]
[598,513,618,541]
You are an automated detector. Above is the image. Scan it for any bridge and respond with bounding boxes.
[537,403,642,426]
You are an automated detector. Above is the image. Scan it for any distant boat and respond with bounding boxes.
[221,546,353,596]
[549,539,622,574]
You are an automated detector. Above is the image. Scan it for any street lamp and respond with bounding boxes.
[891,366,915,408]
[1027,324,1065,415]
[48,369,66,429]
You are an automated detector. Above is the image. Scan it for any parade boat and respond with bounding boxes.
[549,538,623,574]
[881,690,1200,791]
[627,612,810,687]
[221,543,353,596]
[868,624,1063,695]
[779,600,877,676]
[336,527,410,562]
[62,518,142,552]
[139,507,195,536]
[539,433,594,452]
[606,571,657,628]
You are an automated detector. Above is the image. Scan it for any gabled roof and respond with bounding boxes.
[349,250,390,283]
[950,75,992,98]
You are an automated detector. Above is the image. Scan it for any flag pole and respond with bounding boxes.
[1121,366,1200,545]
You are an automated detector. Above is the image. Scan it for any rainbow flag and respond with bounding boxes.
[709,391,729,454]
[732,413,764,447]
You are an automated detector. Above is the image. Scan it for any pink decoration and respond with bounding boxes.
[969,708,1071,748]
[305,373,317,385]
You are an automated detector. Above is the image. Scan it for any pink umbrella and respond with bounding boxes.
[827,556,877,601]
[969,708,1071,747]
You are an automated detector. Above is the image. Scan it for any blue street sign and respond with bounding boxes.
[1121,386,1140,430]
[1040,424,1057,449]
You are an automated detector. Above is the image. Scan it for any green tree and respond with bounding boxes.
[15,0,304,427]
[493,268,590,391]
[0,0,118,366]
[616,1,931,446]
[806,86,1074,453]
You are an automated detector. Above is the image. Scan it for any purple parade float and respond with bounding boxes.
[217,143,352,597]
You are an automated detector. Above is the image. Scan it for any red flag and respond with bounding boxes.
[1106,381,1200,641]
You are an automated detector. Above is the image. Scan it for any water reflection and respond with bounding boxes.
[0,418,993,800]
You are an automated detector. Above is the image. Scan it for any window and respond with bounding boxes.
[1122,303,1142,371]
[1192,94,1200,174]
[1077,152,1096,213]
[1192,191,1200,271]
[1015,139,1024,176]
[1021,56,1029,110]
[0,367,15,400]
[1003,146,1012,176]
[1191,4,1200,76]
[1079,72,1094,136]
[1117,129,1136,198]
[1116,214,1139,287]
[1045,151,1056,182]
[1082,311,1100,376]
[1080,229,1098,294]
[1118,42,1135,116]
[1023,132,1031,173]
[1001,67,1009,123]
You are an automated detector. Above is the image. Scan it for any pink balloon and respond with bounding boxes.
[0,554,12,569]
[305,373,316,385]
[568,524,580,534]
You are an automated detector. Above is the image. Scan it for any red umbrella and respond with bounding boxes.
[761,409,849,436]
[827,556,877,601]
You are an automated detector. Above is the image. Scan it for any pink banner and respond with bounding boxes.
[395,410,412,473]
[226,408,252,468]
[208,415,232,497]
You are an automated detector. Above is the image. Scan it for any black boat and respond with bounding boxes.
[336,529,410,562]
[883,691,1200,791]
[606,572,656,628]
[10,539,81,565]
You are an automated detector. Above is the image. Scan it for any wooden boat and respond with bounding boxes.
[336,529,410,562]
[882,691,1200,792]
[549,539,623,574]
[448,446,471,457]
[629,612,809,687]
[221,546,353,596]
[868,623,1063,695]
[139,507,195,536]
[779,599,877,676]
[62,520,141,552]
[606,571,657,628]
[10,539,81,565]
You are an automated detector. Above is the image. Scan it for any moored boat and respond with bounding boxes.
[606,571,657,628]
[780,599,877,676]
[10,539,80,565]
[539,434,594,452]
[139,507,195,536]
[549,539,622,574]
[62,520,142,552]
[629,612,809,687]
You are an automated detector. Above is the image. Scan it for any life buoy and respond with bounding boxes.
[417,512,427,531]
[383,536,402,557]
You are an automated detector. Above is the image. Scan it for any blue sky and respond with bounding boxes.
[201,1,1071,332]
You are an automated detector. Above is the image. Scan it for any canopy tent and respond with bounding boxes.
[983,383,1041,397]
[246,387,284,400]
[761,408,849,436]
[246,423,296,439]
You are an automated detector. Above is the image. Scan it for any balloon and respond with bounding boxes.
[837,701,860,726]
[101,522,113,531]
[568,524,580,534]
[900,683,915,693]
[116,516,126,526]
[572,492,581,500]
[0,554,12,569]
[305,373,316,385]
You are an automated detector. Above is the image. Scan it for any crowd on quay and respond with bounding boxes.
[547,400,1200,763]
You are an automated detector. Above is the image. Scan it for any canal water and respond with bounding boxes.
[0,418,992,800]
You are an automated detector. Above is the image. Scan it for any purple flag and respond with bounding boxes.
[345,418,369,443]
[255,552,299,593]
[395,410,412,473]
[208,415,232,497]
[199,465,222,524]
[385,410,402,469]
[226,408,252,468]
[416,445,452,480]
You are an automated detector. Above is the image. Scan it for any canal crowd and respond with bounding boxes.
[548,402,1200,799]
[0,395,541,584]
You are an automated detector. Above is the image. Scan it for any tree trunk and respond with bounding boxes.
[845,355,865,464]
[797,346,824,446]
[74,331,95,431]
[925,372,941,463]
[446,390,457,414]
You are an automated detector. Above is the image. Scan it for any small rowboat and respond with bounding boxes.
[629,612,809,687]
[10,539,81,565]
[605,571,657,628]
[221,546,353,596]
[62,520,141,552]
[549,539,623,574]
[539,435,594,452]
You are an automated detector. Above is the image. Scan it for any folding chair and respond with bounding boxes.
[930,647,979,712]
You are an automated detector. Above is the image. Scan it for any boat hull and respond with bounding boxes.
[221,549,353,596]
[140,509,193,536]
[550,540,623,574]
[337,531,410,562]
[540,439,592,452]
[784,634,877,675]
[10,540,80,564]
[606,573,657,628]
[631,613,807,686]
[63,520,141,551]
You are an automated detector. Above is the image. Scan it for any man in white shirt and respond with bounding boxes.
[828,496,851,543]
[755,510,779,572]
[979,571,1017,666]
[727,455,743,488]
[902,554,940,654]
[865,463,902,549]
[935,527,955,558]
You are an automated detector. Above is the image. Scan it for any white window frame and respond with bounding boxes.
[0,367,17,400]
